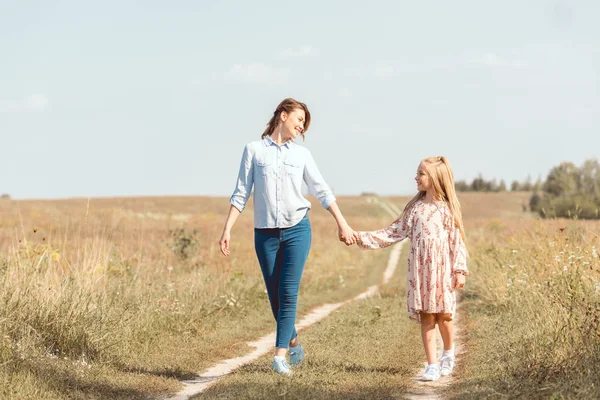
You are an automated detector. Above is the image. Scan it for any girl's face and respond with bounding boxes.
[415,162,432,192]
[280,108,306,140]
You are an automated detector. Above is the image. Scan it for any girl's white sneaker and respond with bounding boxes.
[439,355,455,376]
[422,364,441,381]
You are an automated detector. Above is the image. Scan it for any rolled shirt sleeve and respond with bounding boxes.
[229,144,254,212]
[303,149,336,210]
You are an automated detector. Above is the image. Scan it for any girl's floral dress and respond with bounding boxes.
[357,200,468,322]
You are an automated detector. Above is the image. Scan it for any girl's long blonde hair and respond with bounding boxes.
[401,156,468,246]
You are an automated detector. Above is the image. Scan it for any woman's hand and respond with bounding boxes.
[338,223,356,246]
[219,230,231,256]
[219,205,241,257]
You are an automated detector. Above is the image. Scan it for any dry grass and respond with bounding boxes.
[448,215,600,398]
[2,191,595,399]
[0,196,392,399]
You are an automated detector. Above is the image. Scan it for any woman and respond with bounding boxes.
[219,98,355,375]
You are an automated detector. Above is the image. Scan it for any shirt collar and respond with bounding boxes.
[263,135,295,149]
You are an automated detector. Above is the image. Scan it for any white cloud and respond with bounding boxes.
[469,53,527,68]
[338,88,351,97]
[571,104,589,114]
[26,94,49,109]
[0,94,49,112]
[282,45,313,57]
[374,64,395,78]
[225,63,290,85]
[344,64,395,79]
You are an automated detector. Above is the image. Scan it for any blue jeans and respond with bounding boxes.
[254,213,312,349]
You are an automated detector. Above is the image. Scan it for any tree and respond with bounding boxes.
[542,162,578,197]
[529,192,541,212]
[578,159,600,200]
[521,175,533,191]
[471,174,485,192]
[533,176,543,191]
[498,180,507,192]
[532,159,600,220]
[455,180,469,192]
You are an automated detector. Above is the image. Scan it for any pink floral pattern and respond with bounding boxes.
[357,200,468,322]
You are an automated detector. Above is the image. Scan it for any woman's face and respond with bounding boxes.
[281,108,306,140]
[415,162,432,192]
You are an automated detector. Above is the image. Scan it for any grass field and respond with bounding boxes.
[1,192,598,399]
[0,195,392,399]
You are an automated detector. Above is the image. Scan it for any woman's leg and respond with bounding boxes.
[420,312,437,364]
[436,313,454,351]
[254,228,298,356]
[276,216,311,351]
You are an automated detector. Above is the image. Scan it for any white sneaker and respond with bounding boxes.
[422,364,441,381]
[271,357,292,375]
[289,345,305,366]
[439,355,455,376]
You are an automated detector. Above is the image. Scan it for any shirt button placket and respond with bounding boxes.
[276,147,281,226]
[278,148,284,226]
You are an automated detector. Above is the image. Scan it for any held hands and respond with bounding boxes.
[338,223,359,246]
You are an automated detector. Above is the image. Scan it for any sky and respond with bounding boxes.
[1,0,599,199]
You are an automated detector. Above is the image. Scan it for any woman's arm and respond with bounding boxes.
[327,201,356,245]
[221,145,254,256]
[229,144,254,213]
[302,149,355,244]
[219,205,242,256]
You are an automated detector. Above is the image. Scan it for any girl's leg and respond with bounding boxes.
[436,313,454,351]
[437,313,455,376]
[276,216,311,351]
[420,312,437,364]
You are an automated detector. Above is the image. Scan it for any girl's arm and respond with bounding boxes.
[355,212,413,250]
[449,223,468,276]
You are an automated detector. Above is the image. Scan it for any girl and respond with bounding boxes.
[353,156,468,381]
[219,98,356,375]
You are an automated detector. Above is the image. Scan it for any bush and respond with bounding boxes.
[529,191,541,212]
[532,159,600,219]
[167,227,200,261]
